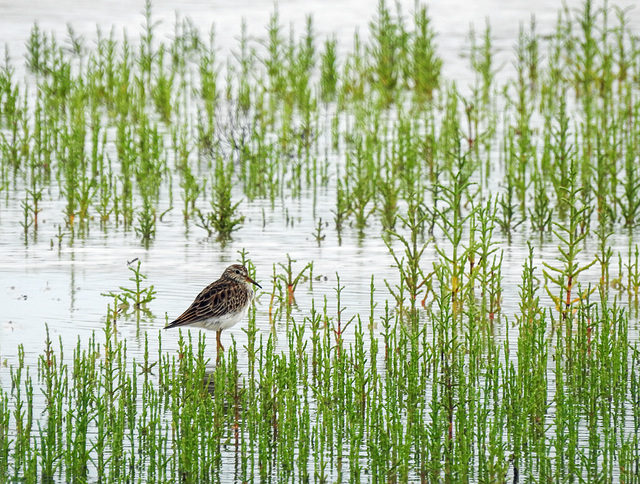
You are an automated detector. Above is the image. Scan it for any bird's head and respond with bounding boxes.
[223,264,262,289]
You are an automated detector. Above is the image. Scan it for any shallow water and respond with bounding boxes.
[3,0,639,369]
[1,0,640,481]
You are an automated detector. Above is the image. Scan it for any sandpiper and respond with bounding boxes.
[165,264,261,360]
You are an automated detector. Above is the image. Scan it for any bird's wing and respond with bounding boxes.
[165,279,249,328]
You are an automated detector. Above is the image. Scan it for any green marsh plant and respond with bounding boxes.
[470,197,503,332]
[432,153,475,318]
[408,5,441,103]
[542,168,597,328]
[384,196,430,326]
[320,36,338,103]
[195,155,244,242]
[276,254,313,307]
[101,258,157,317]
[368,0,404,106]
[469,19,496,107]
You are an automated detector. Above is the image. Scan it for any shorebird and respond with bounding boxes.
[165,264,261,360]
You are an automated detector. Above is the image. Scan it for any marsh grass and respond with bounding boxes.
[3,0,640,481]
[101,258,157,318]
[2,260,640,482]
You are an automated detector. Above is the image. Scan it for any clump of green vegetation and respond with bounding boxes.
[2,253,638,481]
[195,155,245,242]
[2,0,638,243]
[101,258,157,318]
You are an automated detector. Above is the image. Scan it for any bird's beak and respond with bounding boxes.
[247,276,262,289]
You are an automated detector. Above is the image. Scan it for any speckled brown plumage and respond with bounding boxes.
[165,264,261,358]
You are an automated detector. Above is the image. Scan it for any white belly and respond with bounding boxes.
[194,306,248,331]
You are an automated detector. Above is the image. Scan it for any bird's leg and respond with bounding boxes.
[216,330,223,363]
[217,330,224,351]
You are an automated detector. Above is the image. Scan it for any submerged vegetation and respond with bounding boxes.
[3,0,640,481]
